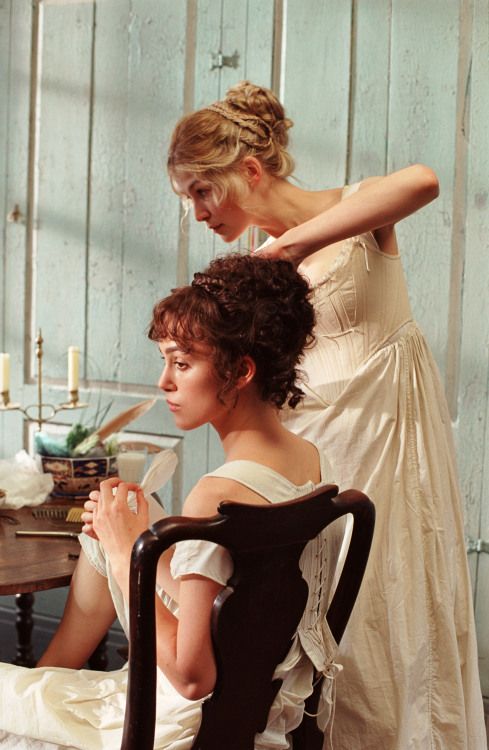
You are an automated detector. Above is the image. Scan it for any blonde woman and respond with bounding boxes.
[166,82,487,750]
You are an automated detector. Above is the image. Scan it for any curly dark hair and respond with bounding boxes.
[148,254,315,409]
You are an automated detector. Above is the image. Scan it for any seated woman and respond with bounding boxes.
[0,254,345,750]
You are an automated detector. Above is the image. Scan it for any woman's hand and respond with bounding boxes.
[81,490,100,539]
[254,237,301,266]
[92,478,148,587]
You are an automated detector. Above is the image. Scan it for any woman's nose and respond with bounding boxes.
[194,201,210,223]
[158,368,175,392]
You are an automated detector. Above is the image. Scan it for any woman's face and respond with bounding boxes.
[157,339,230,431]
[173,173,252,243]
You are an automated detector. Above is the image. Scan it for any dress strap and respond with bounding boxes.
[204,453,332,503]
[341,181,362,199]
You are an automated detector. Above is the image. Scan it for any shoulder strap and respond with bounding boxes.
[341,182,361,199]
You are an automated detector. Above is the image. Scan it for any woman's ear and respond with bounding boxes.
[241,156,263,188]
[236,355,256,389]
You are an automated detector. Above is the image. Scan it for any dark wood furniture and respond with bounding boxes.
[121,484,375,750]
[0,505,80,666]
[0,503,107,669]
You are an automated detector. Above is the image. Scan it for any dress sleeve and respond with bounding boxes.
[170,540,233,586]
[78,532,108,577]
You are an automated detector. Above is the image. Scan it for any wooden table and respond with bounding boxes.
[0,502,107,668]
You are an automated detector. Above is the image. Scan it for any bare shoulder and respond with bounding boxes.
[183,475,268,518]
[319,186,344,208]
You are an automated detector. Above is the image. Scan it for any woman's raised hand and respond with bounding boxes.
[253,237,303,267]
[91,478,148,569]
[81,491,100,539]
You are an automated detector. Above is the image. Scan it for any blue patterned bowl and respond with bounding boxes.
[40,455,117,497]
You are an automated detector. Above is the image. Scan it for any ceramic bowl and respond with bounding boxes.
[40,455,118,497]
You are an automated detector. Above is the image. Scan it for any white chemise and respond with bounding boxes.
[0,451,346,750]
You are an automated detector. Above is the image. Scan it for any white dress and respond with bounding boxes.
[280,184,487,749]
[0,452,345,750]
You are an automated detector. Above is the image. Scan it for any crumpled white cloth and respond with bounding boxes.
[0,451,53,508]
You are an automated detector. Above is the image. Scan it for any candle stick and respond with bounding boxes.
[67,346,80,392]
[0,353,10,393]
[0,338,87,423]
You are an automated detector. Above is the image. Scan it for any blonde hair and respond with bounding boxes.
[168,81,294,203]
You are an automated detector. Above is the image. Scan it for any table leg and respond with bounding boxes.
[13,592,36,667]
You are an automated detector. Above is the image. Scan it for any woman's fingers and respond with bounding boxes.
[83,498,98,512]
[99,478,142,498]
[98,478,134,509]
[81,523,98,539]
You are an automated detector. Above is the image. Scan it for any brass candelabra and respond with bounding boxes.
[0,330,87,431]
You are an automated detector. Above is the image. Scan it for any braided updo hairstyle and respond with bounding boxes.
[149,254,314,410]
[168,81,294,204]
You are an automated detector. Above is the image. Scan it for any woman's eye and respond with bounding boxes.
[197,188,210,198]
[175,361,189,370]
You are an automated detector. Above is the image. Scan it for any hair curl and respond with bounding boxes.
[168,81,294,205]
[148,254,315,410]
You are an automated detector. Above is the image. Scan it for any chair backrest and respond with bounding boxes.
[120,484,375,750]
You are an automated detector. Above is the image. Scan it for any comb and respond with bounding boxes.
[32,506,83,524]
[66,507,84,523]
[32,507,68,520]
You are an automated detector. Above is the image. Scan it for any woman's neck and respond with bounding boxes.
[247,176,336,237]
[212,397,288,462]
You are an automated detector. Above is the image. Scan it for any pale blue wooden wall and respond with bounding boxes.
[0,0,488,691]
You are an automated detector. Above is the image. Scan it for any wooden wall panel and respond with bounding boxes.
[388,1,460,375]
[280,0,352,188]
[454,0,489,690]
[86,0,130,384]
[0,0,9,353]
[0,0,33,456]
[34,2,93,379]
[118,0,188,387]
[243,0,275,84]
[348,0,391,179]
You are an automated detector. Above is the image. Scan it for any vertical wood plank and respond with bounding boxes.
[0,0,33,456]
[85,0,130,384]
[279,0,353,189]
[243,0,274,86]
[0,0,10,350]
[388,1,459,376]
[118,0,187,387]
[348,0,391,180]
[453,0,489,692]
[34,1,93,379]
[445,0,473,419]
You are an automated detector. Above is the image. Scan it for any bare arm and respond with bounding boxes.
[92,478,222,700]
[259,164,439,264]
[37,549,116,669]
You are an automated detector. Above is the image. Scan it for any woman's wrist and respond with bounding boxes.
[107,549,131,585]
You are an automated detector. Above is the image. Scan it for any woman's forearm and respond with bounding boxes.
[110,555,216,701]
[264,164,439,263]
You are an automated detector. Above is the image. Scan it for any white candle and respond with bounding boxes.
[0,353,10,393]
[68,346,80,391]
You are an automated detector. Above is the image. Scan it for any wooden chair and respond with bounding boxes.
[120,484,375,750]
